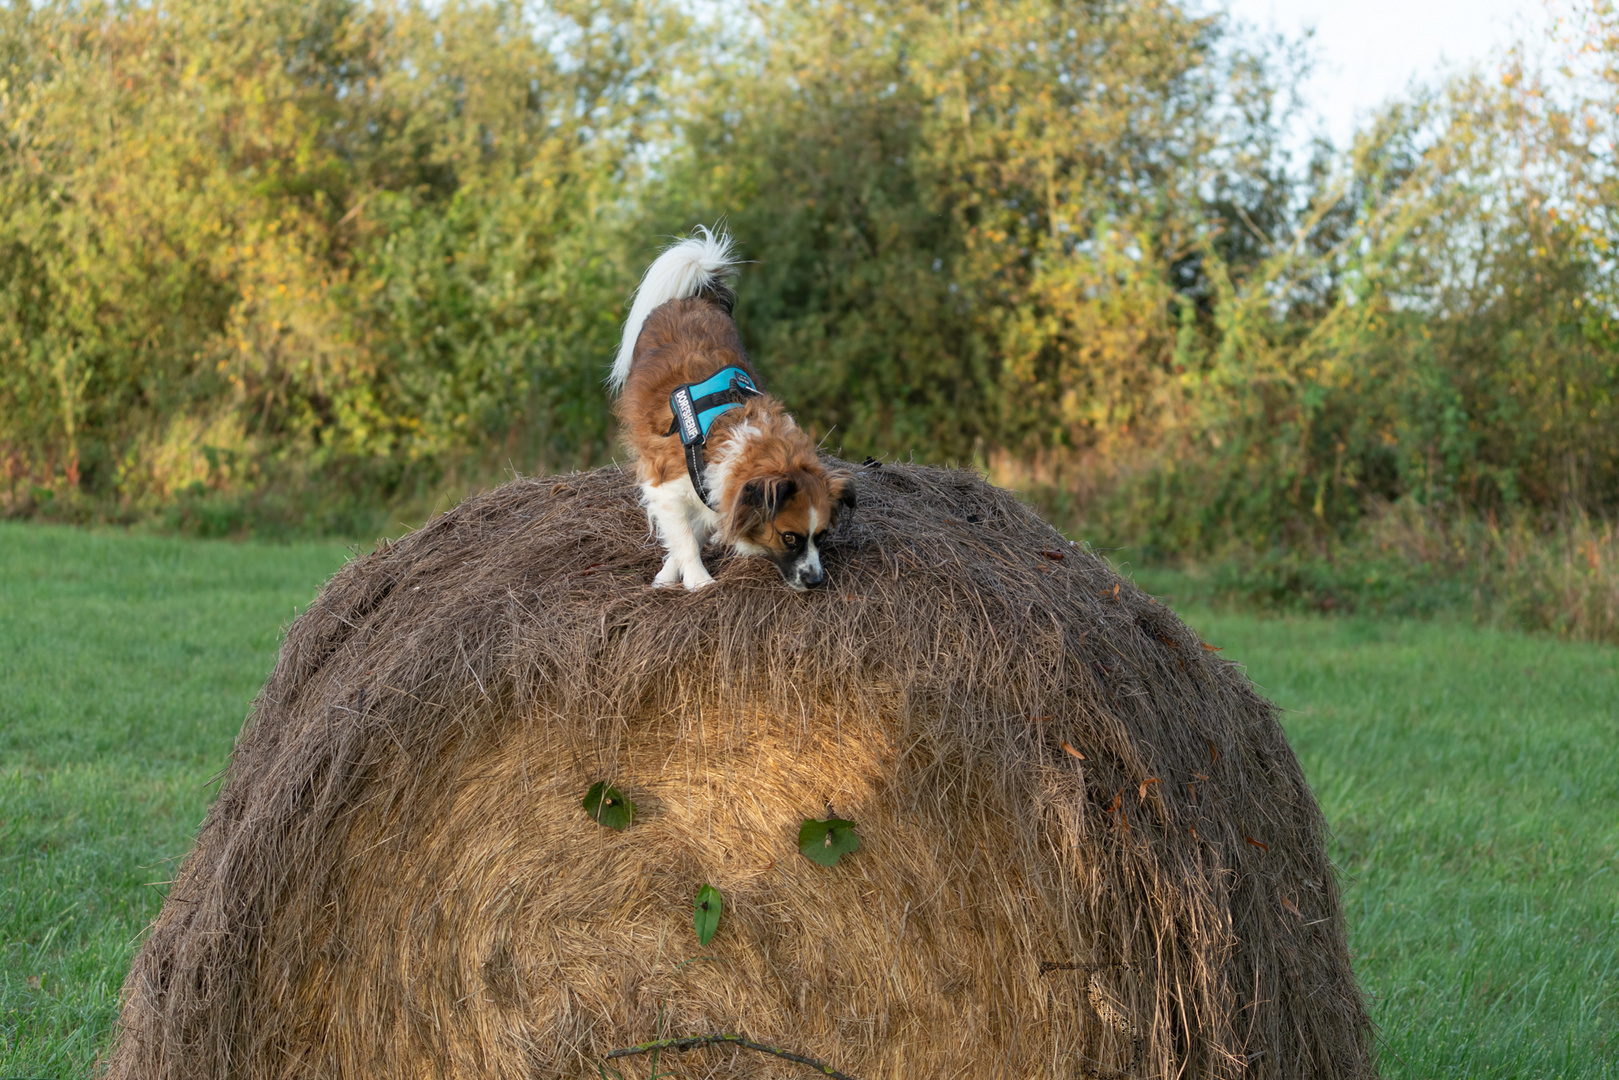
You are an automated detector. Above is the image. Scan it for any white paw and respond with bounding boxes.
[653,559,683,587]
[682,566,716,591]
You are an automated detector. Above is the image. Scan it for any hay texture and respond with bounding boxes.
[107,464,1374,1080]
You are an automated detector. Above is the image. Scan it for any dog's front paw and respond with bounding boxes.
[653,558,683,588]
[682,568,716,591]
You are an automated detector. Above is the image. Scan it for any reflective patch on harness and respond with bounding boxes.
[671,385,702,445]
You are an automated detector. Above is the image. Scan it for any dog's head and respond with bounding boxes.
[725,466,855,591]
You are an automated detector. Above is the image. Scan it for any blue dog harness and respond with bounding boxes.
[666,365,763,507]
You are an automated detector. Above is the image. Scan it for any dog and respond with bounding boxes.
[609,227,854,591]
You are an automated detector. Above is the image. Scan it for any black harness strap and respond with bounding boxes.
[683,441,712,505]
[665,370,763,507]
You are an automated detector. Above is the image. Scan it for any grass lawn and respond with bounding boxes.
[1156,601,1619,1077]
[3,524,1616,1077]
[0,523,353,1075]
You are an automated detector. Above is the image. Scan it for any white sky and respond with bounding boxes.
[1218,0,1545,147]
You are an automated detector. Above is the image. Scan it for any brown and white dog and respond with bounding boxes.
[610,227,854,591]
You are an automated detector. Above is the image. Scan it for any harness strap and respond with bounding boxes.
[665,367,762,507]
[683,440,712,505]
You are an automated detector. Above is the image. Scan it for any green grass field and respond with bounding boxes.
[3,524,1616,1077]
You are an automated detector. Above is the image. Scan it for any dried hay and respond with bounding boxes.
[105,463,1374,1079]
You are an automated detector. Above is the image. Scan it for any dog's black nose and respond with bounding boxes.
[799,567,825,588]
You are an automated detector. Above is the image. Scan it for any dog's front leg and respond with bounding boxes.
[644,482,716,590]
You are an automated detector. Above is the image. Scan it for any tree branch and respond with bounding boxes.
[606,1033,862,1080]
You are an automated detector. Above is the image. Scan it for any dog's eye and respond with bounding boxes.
[813,530,828,546]
[781,532,800,548]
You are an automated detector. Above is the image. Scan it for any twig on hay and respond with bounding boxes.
[606,1033,862,1080]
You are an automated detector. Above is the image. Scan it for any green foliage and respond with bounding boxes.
[1139,500,1619,644]
[1098,16,1619,551]
[693,884,722,946]
[797,816,860,867]
[582,781,636,830]
[650,0,1619,552]
[653,0,1288,464]
[0,0,680,522]
[1,0,1616,562]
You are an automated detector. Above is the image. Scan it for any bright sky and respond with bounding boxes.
[1218,0,1544,147]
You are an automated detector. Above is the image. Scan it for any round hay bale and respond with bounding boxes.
[106,464,1374,1080]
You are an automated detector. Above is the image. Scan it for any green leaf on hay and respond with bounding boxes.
[694,884,722,945]
[798,817,860,867]
[582,781,635,830]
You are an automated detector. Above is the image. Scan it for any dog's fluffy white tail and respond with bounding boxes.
[608,225,738,392]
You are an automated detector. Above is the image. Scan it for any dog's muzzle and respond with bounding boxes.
[790,564,825,591]
[776,551,826,591]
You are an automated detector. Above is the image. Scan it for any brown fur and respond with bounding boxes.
[613,296,851,564]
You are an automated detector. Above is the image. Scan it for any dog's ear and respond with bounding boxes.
[735,475,795,531]
[740,475,796,514]
[828,471,856,518]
